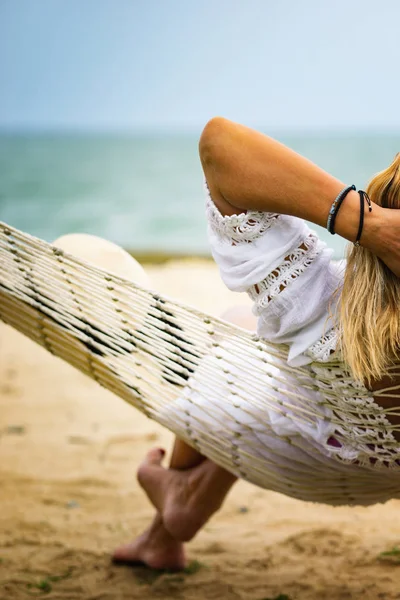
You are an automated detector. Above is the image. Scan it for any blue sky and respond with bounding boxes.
[1,0,400,132]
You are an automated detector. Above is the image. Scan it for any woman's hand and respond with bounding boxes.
[364,207,400,277]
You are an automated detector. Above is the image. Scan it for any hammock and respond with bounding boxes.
[2,220,400,506]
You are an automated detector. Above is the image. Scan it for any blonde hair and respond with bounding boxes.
[339,153,400,387]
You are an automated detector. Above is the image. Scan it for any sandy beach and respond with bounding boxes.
[1,258,400,600]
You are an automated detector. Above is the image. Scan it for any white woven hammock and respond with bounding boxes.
[2,221,400,506]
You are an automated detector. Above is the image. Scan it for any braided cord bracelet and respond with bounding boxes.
[326,185,372,245]
[326,185,356,235]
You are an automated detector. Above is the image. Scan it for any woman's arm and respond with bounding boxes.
[199,117,400,273]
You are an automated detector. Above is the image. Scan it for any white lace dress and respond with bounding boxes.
[167,184,400,506]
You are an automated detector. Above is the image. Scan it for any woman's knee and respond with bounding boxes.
[220,305,257,332]
[52,233,151,287]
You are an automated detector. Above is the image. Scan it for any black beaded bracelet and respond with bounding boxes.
[327,185,356,235]
[354,190,372,246]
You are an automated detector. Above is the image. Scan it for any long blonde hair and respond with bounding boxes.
[339,153,400,387]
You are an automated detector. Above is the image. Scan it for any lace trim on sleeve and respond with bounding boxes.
[307,328,340,362]
[205,181,324,314]
[248,232,322,312]
[205,182,280,244]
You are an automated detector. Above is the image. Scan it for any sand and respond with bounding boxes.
[1,259,400,600]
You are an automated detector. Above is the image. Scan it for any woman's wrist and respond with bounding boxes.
[332,190,383,251]
[358,203,385,254]
[331,190,364,244]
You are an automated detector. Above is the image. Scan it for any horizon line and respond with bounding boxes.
[1,124,400,137]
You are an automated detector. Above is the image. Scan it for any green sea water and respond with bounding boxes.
[0,132,399,259]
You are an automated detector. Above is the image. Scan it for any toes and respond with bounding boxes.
[112,542,142,565]
[137,455,171,513]
[137,448,166,488]
[144,447,166,466]
[112,538,186,571]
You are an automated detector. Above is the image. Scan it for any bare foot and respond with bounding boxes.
[112,514,186,570]
[136,448,235,542]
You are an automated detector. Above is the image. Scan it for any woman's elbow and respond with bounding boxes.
[198,116,232,167]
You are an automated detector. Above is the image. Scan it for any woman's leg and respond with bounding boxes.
[113,305,256,569]
[112,440,207,570]
[169,437,206,470]
[112,440,237,569]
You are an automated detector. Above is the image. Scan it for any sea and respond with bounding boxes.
[0,131,399,260]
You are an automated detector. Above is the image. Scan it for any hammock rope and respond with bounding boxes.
[2,220,400,505]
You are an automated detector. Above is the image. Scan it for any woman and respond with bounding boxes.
[113,118,400,570]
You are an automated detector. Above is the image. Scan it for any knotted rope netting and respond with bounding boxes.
[2,221,400,505]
